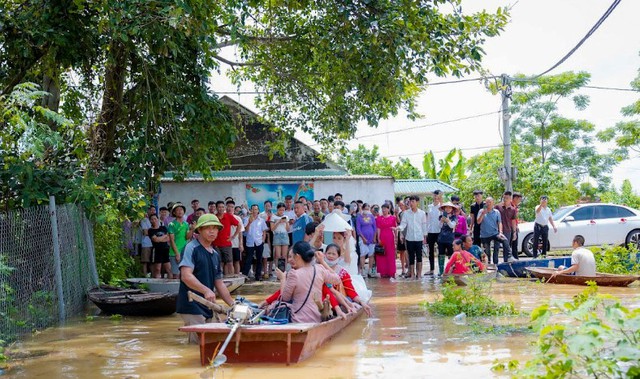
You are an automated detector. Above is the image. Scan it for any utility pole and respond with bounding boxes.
[500,74,514,192]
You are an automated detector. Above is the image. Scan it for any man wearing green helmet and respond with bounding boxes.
[177,214,235,343]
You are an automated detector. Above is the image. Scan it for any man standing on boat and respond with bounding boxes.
[177,214,234,344]
[552,235,596,277]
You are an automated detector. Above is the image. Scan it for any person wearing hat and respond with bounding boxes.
[177,214,234,343]
[168,203,192,279]
[469,190,485,245]
[437,202,458,274]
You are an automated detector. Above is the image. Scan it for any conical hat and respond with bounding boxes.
[321,212,353,232]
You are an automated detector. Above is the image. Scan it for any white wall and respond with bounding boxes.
[159,178,394,208]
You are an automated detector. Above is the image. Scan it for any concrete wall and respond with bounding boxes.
[159,178,395,208]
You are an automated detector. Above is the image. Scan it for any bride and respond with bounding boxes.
[319,213,372,303]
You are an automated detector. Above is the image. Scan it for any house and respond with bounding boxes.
[158,97,395,208]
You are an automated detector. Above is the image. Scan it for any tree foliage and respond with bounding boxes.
[458,146,581,221]
[510,72,627,187]
[338,144,421,179]
[0,0,510,210]
[597,53,640,153]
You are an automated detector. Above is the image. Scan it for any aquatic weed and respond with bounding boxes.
[422,276,519,317]
[492,283,640,378]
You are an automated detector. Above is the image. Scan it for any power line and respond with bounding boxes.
[583,85,639,92]
[305,110,502,148]
[351,110,502,140]
[527,0,622,79]
[381,144,502,159]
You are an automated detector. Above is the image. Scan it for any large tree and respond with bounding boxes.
[1,0,508,171]
[509,71,627,187]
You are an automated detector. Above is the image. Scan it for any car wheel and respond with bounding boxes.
[522,233,549,258]
[626,229,640,250]
[522,234,534,257]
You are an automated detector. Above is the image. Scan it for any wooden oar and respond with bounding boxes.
[187,291,229,314]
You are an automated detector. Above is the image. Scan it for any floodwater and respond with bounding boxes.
[4,278,640,379]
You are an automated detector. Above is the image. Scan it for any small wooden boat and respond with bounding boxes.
[525,267,640,287]
[87,286,177,316]
[223,276,246,293]
[125,276,245,294]
[442,269,498,286]
[179,306,364,366]
[497,257,573,278]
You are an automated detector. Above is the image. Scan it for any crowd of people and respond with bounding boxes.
[124,186,604,339]
[129,188,540,283]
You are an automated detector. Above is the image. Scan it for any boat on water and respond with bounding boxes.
[126,276,245,294]
[179,306,365,366]
[525,267,640,287]
[442,269,498,286]
[497,257,573,278]
[87,286,177,316]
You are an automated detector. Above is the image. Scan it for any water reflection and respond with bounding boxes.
[4,279,639,379]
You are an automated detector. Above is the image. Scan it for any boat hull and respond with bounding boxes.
[179,307,364,365]
[525,267,639,287]
[88,286,177,316]
[497,257,573,278]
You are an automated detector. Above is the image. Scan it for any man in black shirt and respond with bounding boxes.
[469,190,485,245]
[148,214,171,278]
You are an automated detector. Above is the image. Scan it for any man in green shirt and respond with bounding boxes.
[168,203,193,279]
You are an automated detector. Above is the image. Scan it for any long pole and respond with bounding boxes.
[49,196,66,322]
[501,74,513,192]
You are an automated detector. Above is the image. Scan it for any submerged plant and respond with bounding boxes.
[422,276,519,317]
[492,283,640,378]
[591,245,640,275]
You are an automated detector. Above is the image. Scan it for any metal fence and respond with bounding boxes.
[0,198,98,342]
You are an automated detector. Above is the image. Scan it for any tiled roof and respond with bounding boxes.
[394,179,458,195]
[161,170,392,182]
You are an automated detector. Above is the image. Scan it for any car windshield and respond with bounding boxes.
[553,207,575,221]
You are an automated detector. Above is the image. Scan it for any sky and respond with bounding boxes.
[210,0,640,191]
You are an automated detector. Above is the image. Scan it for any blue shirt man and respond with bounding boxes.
[291,201,312,245]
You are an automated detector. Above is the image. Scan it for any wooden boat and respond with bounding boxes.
[497,257,573,278]
[525,267,640,287]
[126,276,245,294]
[442,269,498,286]
[179,306,364,366]
[87,286,177,316]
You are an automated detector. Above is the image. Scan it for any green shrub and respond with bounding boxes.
[590,245,640,275]
[94,200,140,285]
[422,276,519,317]
[493,283,640,378]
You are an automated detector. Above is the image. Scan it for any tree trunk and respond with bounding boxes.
[41,70,61,131]
[90,39,127,168]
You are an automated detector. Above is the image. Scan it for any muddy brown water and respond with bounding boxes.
[4,278,639,379]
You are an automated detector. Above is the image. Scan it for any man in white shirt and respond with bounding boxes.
[553,235,596,277]
[425,190,443,275]
[242,204,269,281]
[532,195,557,258]
[399,195,428,279]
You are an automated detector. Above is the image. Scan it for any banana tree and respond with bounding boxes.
[422,148,466,188]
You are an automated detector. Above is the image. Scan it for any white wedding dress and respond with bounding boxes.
[340,237,372,303]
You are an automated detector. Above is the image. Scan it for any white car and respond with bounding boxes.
[517,203,640,257]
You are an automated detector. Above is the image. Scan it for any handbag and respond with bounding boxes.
[374,244,385,255]
[265,266,316,323]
